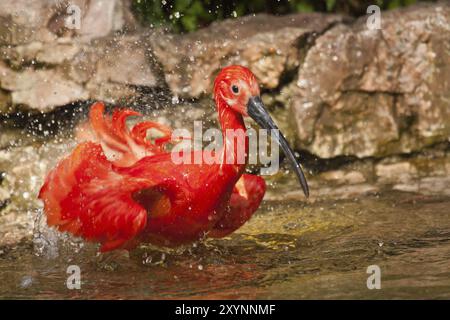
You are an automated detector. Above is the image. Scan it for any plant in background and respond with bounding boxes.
[132,0,433,33]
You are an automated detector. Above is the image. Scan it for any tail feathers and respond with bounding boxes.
[39,142,152,251]
[86,102,175,167]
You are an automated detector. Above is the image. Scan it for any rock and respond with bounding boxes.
[418,176,450,196]
[86,81,137,105]
[0,187,9,204]
[1,41,80,67]
[0,34,162,111]
[0,1,56,45]
[375,161,418,184]
[268,183,379,201]
[75,0,137,42]
[0,176,9,209]
[0,0,160,113]
[303,92,399,157]
[320,169,366,185]
[0,0,136,46]
[150,13,348,98]
[392,182,419,193]
[1,68,89,112]
[289,3,450,158]
[446,158,450,175]
[0,88,11,113]
[86,36,159,97]
[81,35,161,104]
[36,43,81,65]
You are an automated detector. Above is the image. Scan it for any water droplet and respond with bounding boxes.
[297,79,308,88]
[144,256,152,264]
[20,276,33,288]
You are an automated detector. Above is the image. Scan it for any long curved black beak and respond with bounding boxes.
[247,96,309,198]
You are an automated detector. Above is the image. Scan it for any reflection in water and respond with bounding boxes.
[1,191,449,299]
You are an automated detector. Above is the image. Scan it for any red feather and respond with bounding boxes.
[39,66,267,251]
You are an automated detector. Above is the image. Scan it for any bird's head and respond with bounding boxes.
[213,65,309,198]
[213,65,260,116]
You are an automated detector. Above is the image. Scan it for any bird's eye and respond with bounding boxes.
[231,85,239,95]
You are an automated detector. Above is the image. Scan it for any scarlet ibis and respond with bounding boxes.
[39,65,309,252]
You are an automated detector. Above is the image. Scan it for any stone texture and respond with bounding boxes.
[0,1,57,45]
[0,34,161,111]
[375,161,418,184]
[320,169,366,185]
[1,69,89,112]
[150,13,347,98]
[0,2,449,164]
[0,0,154,112]
[0,0,136,46]
[70,35,160,104]
[1,41,80,67]
[0,88,11,113]
[86,36,158,94]
[289,3,450,159]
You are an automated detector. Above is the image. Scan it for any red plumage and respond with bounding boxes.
[39,66,268,251]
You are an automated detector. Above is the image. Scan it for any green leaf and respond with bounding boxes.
[387,0,402,9]
[326,0,336,12]
[296,2,314,13]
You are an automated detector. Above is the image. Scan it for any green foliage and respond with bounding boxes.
[131,0,435,33]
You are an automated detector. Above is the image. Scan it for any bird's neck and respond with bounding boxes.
[216,101,248,172]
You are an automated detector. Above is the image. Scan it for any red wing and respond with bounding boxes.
[209,174,266,238]
[39,142,166,251]
[77,102,175,167]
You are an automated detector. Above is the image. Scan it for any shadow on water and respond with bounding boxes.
[1,191,449,299]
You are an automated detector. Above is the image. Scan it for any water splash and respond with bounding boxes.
[32,208,59,259]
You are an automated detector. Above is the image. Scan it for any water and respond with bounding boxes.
[1,106,449,299]
[1,191,449,299]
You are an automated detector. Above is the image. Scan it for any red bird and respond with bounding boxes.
[39,66,309,252]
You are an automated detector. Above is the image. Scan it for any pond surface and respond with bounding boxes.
[1,190,449,299]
